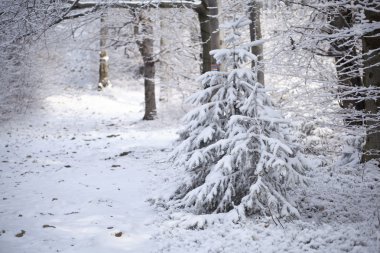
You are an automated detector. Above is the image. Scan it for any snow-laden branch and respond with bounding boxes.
[169,16,308,219]
[68,0,202,10]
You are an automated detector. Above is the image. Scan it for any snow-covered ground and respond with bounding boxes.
[0,78,379,253]
[0,83,176,252]
[0,18,379,251]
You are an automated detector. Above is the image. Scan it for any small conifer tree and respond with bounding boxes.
[171,17,307,219]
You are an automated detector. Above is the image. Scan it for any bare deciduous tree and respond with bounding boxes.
[362,4,380,161]
[133,10,157,120]
[98,10,112,90]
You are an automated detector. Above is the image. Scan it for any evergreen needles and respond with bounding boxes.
[171,17,307,219]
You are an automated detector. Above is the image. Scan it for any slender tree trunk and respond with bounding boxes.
[362,6,380,161]
[143,59,157,120]
[196,1,212,73]
[329,8,364,113]
[194,0,222,73]
[248,1,264,85]
[208,0,222,65]
[98,12,111,90]
[134,12,157,120]
[159,12,171,102]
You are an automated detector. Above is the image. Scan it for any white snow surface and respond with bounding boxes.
[0,80,379,253]
[0,84,178,253]
[0,34,379,251]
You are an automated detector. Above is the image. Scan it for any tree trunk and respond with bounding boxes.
[329,8,364,114]
[194,0,222,73]
[196,1,212,73]
[248,1,264,85]
[159,13,171,102]
[135,12,157,120]
[98,12,111,90]
[362,6,380,161]
[143,60,157,120]
[208,0,222,63]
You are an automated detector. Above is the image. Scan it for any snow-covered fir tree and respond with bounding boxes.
[170,17,308,219]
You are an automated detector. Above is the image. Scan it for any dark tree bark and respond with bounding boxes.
[362,5,380,161]
[142,59,157,120]
[195,1,212,73]
[134,12,157,120]
[329,7,364,113]
[195,0,222,73]
[248,1,264,85]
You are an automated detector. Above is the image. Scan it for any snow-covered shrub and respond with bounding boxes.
[336,134,364,167]
[170,17,308,219]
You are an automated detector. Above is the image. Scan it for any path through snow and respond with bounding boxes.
[1,84,380,253]
[0,86,178,253]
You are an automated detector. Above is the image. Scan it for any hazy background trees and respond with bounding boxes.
[0,0,379,162]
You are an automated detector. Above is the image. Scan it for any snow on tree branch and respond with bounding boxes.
[169,16,309,221]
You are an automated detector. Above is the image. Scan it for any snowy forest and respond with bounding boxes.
[0,0,379,252]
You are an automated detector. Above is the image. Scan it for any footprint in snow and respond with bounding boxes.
[114,231,123,237]
[15,230,25,237]
[42,224,56,228]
